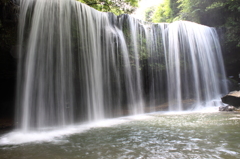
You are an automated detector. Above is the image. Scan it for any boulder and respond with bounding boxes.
[221,91,240,108]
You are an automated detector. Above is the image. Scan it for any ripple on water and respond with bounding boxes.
[0,112,240,159]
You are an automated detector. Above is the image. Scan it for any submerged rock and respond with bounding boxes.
[221,91,240,107]
[219,106,235,111]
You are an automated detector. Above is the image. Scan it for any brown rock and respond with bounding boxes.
[221,91,240,107]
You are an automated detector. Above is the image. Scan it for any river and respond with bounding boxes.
[1,110,239,159]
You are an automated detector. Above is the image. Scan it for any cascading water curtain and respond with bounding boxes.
[17,0,76,130]
[165,21,228,111]
[17,0,228,131]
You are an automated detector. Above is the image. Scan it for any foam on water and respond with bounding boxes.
[0,114,157,145]
[0,109,221,145]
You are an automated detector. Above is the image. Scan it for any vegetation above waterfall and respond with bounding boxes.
[77,0,138,15]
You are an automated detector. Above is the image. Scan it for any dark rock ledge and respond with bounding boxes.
[220,91,240,111]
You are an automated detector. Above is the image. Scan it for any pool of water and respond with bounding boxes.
[0,111,240,159]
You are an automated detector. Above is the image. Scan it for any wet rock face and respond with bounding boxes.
[0,0,19,121]
[221,91,240,107]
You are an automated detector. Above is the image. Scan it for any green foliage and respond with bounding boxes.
[77,0,138,15]
[145,0,180,23]
[144,6,156,22]
[151,0,173,23]
[205,2,224,11]
[223,1,240,45]
[176,0,215,23]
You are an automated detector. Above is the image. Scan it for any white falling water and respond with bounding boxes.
[16,0,228,131]
[165,21,228,111]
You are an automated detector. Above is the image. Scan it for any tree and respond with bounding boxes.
[151,0,172,23]
[149,0,180,23]
[144,6,156,22]
[77,0,138,15]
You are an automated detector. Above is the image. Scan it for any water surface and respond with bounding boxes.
[1,111,240,159]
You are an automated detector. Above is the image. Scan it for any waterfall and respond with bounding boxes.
[165,21,228,110]
[17,0,228,130]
